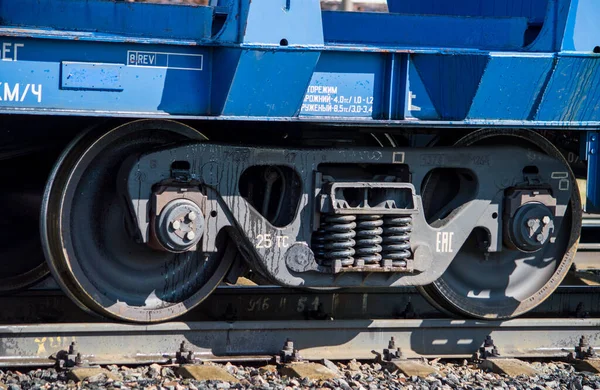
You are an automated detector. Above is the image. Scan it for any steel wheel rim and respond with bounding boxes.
[419,129,581,319]
[41,119,235,323]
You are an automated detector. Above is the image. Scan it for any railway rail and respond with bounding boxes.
[0,283,597,367]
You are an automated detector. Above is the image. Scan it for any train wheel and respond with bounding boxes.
[418,129,582,319]
[41,119,236,323]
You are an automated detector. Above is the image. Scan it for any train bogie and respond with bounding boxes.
[0,0,598,323]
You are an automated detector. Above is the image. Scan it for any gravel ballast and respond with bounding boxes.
[0,359,598,389]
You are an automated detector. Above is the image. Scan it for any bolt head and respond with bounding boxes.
[186,231,196,241]
[188,211,197,221]
[172,220,181,230]
[527,219,536,228]
[536,234,544,243]
[542,216,550,224]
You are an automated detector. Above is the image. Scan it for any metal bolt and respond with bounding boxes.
[591,148,596,155]
[527,219,536,228]
[172,220,181,230]
[484,335,493,347]
[284,339,294,351]
[542,216,550,224]
[188,211,197,221]
[186,231,196,241]
[592,135,597,142]
[536,234,544,243]
[180,341,188,352]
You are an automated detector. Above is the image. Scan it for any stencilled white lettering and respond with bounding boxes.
[551,171,570,191]
[256,234,290,249]
[1,42,24,61]
[301,84,374,115]
[436,232,454,253]
[0,82,42,103]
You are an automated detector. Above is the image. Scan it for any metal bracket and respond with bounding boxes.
[472,335,500,362]
[567,335,597,361]
[372,336,404,362]
[276,338,303,364]
[320,182,418,215]
[174,341,201,365]
[54,342,95,369]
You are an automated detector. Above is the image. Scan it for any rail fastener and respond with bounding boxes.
[567,335,600,374]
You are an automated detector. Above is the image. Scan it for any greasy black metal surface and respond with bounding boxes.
[125,131,573,292]
[419,129,581,320]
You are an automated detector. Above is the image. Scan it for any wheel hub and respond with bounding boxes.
[156,199,204,252]
[508,202,554,252]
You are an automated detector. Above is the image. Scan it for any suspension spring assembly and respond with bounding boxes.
[314,215,356,267]
[382,216,412,267]
[313,213,413,270]
[354,215,383,267]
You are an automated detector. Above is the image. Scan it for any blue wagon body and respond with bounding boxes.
[0,0,598,121]
[1,0,599,205]
[0,0,598,323]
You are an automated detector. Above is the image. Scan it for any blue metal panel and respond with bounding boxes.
[535,56,600,121]
[411,54,489,121]
[241,0,324,46]
[405,62,440,120]
[0,38,210,115]
[220,50,320,117]
[300,52,383,118]
[210,48,242,115]
[387,0,549,24]
[0,0,214,41]
[560,0,600,52]
[61,62,124,92]
[0,0,599,130]
[322,11,529,50]
[383,53,408,121]
[468,55,554,120]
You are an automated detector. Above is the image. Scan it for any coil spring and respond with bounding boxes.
[316,215,356,267]
[354,215,383,266]
[311,227,327,261]
[382,216,412,267]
